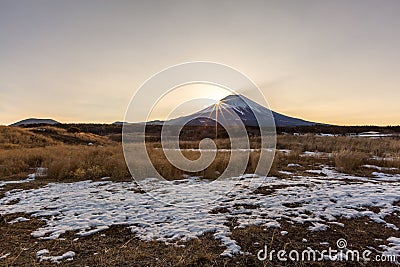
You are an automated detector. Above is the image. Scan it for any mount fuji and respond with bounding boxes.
[158,94,321,127]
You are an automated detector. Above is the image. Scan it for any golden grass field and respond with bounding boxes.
[1,125,400,266]
[1,126,399,183]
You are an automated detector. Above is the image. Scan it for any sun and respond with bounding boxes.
[197,84,231,102]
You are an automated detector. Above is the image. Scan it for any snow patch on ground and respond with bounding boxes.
[301,151,332,158]
[363,165,398,171]
[8,217,30,224]
[380,237,400,264]
[287,163,302,168]
[0,253,10,259]
[1,167,400,257]
[36,249,49,257]
[36,250,75,263]
[372,156,399,162]
[0,175,35,188]
[372,172,400,182]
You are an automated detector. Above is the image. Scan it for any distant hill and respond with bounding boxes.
[10,118,60,126]
[112,121,127,125]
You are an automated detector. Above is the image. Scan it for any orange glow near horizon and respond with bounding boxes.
[1,1,399,126]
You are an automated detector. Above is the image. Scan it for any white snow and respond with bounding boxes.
[301,151,332,158]
[232,106,245,115]
[36,249,49,257]
[0,175,35,188]
[0,253,10,259]
[34,167,48,178]
[327,221,344,227]
[309,222,328,232]
[380,237,400,264]
[287,163,302,168]
[371,172,400,182]
[372,156,399,162]
[36,250,75,263]
[306,169,323,174]
[363,165,398,171]
[1,167,400,257]
[8,217,30,224]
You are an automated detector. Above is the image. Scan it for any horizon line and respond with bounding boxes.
[2,117,400,128]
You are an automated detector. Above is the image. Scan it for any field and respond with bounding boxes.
[1,125,400,266]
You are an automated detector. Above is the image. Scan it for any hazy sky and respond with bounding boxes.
[1,0,399,126]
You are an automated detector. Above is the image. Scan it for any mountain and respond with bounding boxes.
[10,118,60,126]
[112,121,127,125]
[160,94,321,127]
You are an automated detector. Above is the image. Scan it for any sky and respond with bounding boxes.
[1,0,399,126]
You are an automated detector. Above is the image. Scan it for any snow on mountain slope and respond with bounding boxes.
[10,118,60,126]
[159,94,321,127]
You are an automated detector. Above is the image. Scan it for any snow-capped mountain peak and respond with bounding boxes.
[156,94,322,127]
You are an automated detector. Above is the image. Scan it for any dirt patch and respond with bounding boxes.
[1,212,399,266]
[254,183,311,196]
[282,202,303,208]
[230,217,400,267]
[209,207,230,214]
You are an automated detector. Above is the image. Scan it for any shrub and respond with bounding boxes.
[334,150,368,173]
[67,126,81,133]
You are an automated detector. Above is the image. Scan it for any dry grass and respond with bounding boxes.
[0,145,130,182]
[1,126,399,183]
[277,135,400,156]
[0,126,112,150]
[0,212,225,267]
[1,127,400,266]
[229,216,400,267]
[277,135,400,174]
[333,150,369,173]
[0,126,57,149]
[1,212,399,266]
